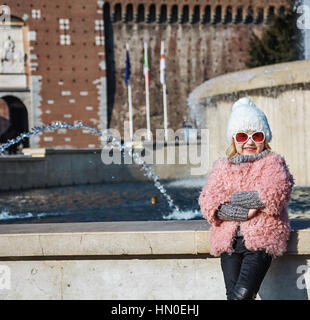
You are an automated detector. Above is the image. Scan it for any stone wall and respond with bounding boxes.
[0,221,309,300]
[104,0,290,139]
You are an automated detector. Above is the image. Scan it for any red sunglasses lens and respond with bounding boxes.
[235,132,248,142]
[252,132,264,142]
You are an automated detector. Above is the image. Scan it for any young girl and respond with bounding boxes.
[199,97,295,300]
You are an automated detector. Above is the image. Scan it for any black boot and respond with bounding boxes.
[231,286,256,300]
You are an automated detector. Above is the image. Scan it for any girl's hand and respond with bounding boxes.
[247,208,259,219]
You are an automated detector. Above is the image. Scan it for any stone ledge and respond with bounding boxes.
[189,59,310,101]
[0,221,308,258]
[0,74,27,89]
[0,155,42,161]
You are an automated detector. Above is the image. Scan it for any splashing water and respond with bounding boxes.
[0,209,65,221]
[0,121,199,218]
[0,209,33,220]
[163,209,202,220]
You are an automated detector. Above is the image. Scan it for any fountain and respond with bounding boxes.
[0,121,203,222]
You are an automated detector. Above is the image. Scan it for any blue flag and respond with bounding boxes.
[125,47,131,86]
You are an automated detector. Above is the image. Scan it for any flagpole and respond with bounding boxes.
[128,83,133,141]
[160,41,168,142]
[145,82,151,141]
[126,43,134,141]
[144,42,151,141]
[162,83,168,142]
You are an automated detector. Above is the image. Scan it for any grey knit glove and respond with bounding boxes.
[230,191,265,209]
[216,203,249,221]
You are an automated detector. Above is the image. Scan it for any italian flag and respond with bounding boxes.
[144,43,150,84]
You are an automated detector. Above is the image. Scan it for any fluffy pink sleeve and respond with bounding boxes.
[198,159,230,225]
[254,154,295,216]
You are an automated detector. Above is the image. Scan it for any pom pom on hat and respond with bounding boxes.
[226,97,272,144]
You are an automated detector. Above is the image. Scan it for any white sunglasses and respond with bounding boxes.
[233,131,265,144]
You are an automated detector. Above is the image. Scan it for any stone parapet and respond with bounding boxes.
[0,221,309,300]
[0,221,308,258]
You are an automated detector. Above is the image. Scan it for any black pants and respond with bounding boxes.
[220,236,272,300]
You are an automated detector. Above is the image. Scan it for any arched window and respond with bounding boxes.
[202,5,211,24]
[224,6,232,24]
[235,6,243,24]
[125,4,133,22]
[103,2,111,22]
[114,3,122,22]
[181,5,189,24]
[159,5,167,23]
[147,4,156,23]
[137,4,145,23]
[214,5,222,24]
[192,5,200,24]
[245,6,254,24]
[256,7,264,24]
[170,5,178,23]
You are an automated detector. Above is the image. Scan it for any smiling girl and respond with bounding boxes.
[199,97,295,300]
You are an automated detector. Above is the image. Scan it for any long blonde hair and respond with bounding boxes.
[226,137,272,159]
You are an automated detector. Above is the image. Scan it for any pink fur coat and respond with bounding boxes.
[198,151,295,257]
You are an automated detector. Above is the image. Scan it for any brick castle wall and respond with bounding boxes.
[2,0,107,148]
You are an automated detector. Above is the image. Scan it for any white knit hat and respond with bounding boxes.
[226,97,272,144]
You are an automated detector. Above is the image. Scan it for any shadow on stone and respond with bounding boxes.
[258,231,309,300]
[258,255,309,300]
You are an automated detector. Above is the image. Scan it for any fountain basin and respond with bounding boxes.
[0,143,206,192]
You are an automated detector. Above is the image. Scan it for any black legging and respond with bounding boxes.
[220,236,272,300]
